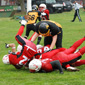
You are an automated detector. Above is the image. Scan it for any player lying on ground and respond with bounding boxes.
[29,37,85,73]
[2,20,40,69]
[36,45,79,71]
[2,37,85,72]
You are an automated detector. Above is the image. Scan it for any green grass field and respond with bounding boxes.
[0,9,85,85]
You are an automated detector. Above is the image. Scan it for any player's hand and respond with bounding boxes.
[8,50,12,54]
[41,12,46,16]
[5,43,9,48]
[20,20,27,26]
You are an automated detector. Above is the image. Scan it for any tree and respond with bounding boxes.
[82,0,85,11]
[17,0,26,12]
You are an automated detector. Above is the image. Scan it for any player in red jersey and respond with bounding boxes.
[36,44,81,71]
[29,37,85,73]
[38,4,49,20]
[2,20,40,69]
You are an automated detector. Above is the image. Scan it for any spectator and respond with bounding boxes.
[71,1,82,22]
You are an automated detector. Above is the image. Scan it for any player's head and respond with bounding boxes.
[29,59,42,72]
[39,4,46,11]
[32,5,38,11]
[38,23,50,36]
[2,55,10,64]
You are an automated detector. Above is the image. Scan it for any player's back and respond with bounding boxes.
[27,11,41,24]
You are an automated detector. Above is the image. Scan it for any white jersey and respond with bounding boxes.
[74,3,82,10]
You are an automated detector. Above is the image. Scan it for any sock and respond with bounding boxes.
[74,60,85,66]
[65,64,71,68]
[79,46,85,55]
[71,37,85,49]
[37,37,42,45]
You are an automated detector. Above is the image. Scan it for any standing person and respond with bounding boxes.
[38,4,49,20]
[71,1,82,22]
[31,20,63,51]
[29,37,85,73]
[24,5,42,45]
[36,3,50,44]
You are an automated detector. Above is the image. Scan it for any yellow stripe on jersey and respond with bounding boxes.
[43,20,62,28]
[27,12,39,24]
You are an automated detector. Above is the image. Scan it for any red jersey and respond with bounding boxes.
[9,44,38,65]
[41,58,53,72]
[41,48,66,59]
[37,45,50,53]
[12,25,39,66]
[41,9,49,20]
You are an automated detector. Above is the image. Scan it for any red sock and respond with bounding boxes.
[71,37,85,49]
[65,64,71,68]
[79,46,85,55]
[74,60,85,66]
[16,26,24,36]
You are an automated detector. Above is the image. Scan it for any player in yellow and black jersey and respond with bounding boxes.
[31,20,63,51]
[24,5,42,44]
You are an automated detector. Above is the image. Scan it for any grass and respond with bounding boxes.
[0,9,85,85]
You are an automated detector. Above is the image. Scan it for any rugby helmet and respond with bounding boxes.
[29,59,42,72]
[39,4,46,10]
[36,44,43,49]
[38,23,50,36]
[32,5,38,11]
[2,55,10,64]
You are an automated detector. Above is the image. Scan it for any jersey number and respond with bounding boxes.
[37,46,50,53]
[28,15,35,20]
[19,55,28,65]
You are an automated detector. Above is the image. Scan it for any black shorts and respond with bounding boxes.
[25,24,36,37]
[44,28,63,48]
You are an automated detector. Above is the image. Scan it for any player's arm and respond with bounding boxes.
[50,35,57,49]
[50,60,63,74]
[31,32,39,42]
[44,10,49,20]
[5,43,16,53]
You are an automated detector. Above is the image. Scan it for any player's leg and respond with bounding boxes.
[24,24,35,39]
[78,46,85,55]
[77,9,82,22]
[16,25,25,36]
[62,53,82,65]
[44,36,52,46]
[62,46,85,65]
[71,60,85,67]
[15,35,26,46]
[72,10,77,22]
[56,28,63,48]
[64,37,85,54]
[37,35,42,45]
[63,64,80,71]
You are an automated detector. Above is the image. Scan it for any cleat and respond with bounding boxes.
[67,66,80,71]
[71,20,74,22]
